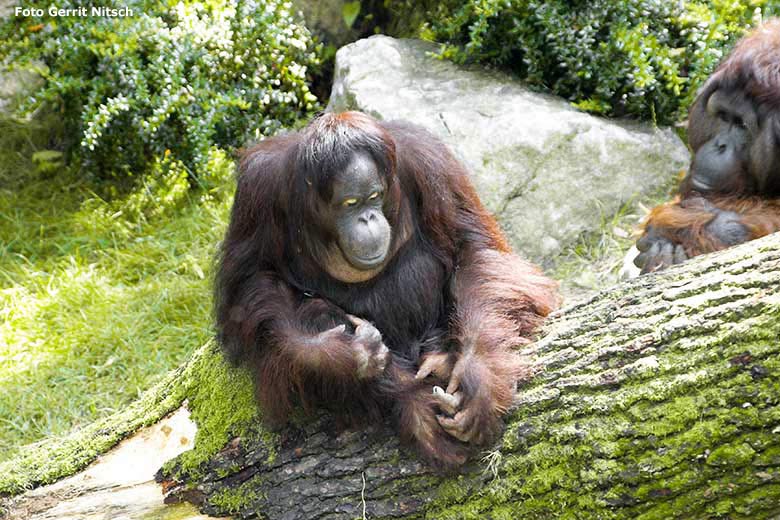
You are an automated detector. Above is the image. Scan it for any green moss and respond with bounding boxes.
[706,442,757,467]
[161,343,274,480]
[208,474,266,515]
[728,483,780,518]
[428,476,473,513]
[754,446,780,467]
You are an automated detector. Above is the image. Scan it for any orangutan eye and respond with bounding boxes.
[343,198,359,207]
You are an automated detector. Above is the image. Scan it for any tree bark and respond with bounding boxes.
[158,232,780,520]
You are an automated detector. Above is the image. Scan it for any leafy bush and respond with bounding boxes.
[392,0,780,123]
[0,0,321,186]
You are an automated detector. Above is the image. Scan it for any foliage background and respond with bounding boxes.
[0,0,320,189]
[389,0,780,124]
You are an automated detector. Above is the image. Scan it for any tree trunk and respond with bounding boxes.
[157,233,780,520]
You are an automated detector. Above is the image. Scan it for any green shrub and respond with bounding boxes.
[0,0,321,186]
[393,0,780,123]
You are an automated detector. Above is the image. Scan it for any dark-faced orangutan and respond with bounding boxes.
[635,20,780,274]
[215,111,559,471]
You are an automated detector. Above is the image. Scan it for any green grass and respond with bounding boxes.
[0,155,234,459]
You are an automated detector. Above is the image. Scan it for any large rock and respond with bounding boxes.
[328,36,690,264]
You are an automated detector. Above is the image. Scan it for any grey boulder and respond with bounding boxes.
[327,35,689,265]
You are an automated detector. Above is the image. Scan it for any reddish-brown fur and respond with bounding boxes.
[640,20,780,262]
[703,20,780,110]
[215,111,559,470]
[646,196,780,257]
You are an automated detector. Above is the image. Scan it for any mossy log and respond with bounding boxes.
[3,233,780,519]
[159,232,780,519]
